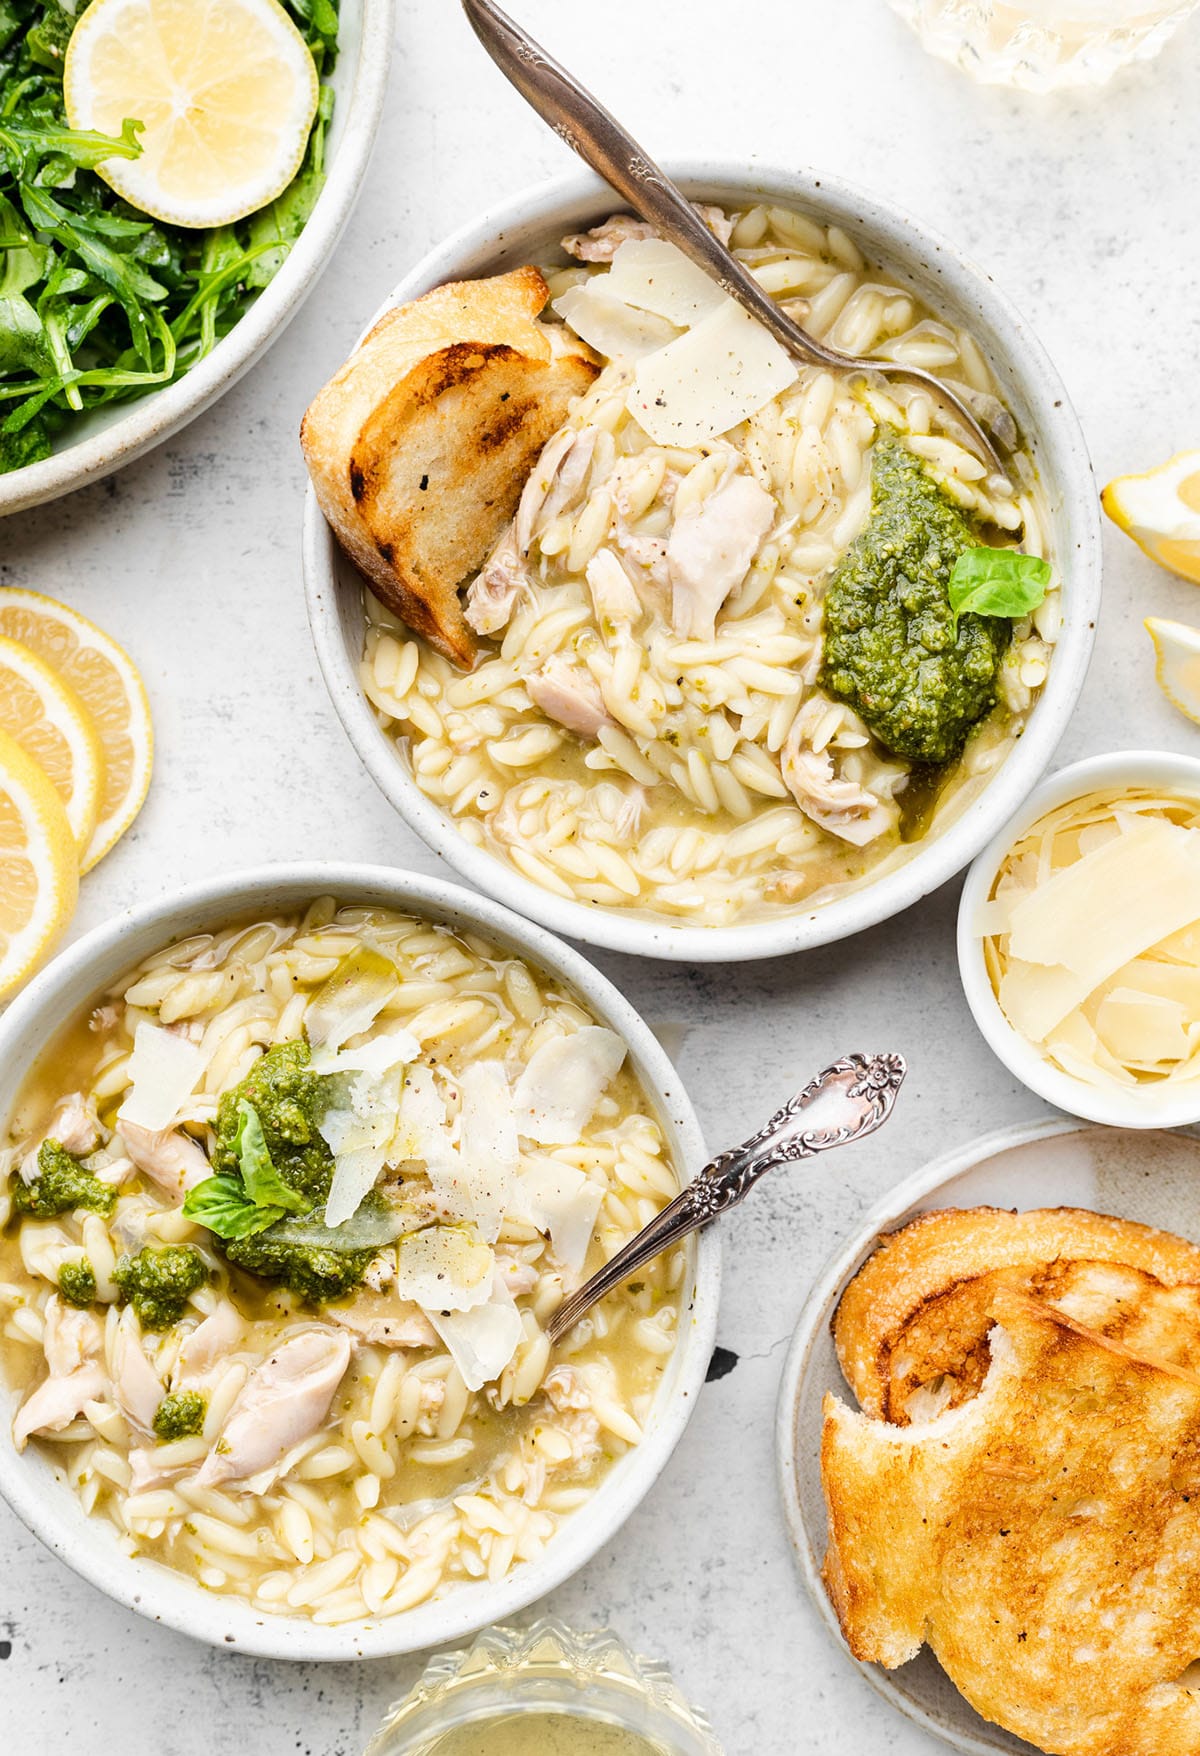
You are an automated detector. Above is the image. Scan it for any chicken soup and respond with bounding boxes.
[0,900,683,1621]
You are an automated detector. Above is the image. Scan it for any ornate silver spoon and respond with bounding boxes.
[460,0,1012,484]
[546,1052,906,1345]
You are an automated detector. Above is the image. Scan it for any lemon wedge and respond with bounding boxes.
[63,0,320,229]
[0,635,104,857]
[0,591,153,872]
[1145,617,1200,726]
[1102,450,1200,584]
[0,727,79,1002]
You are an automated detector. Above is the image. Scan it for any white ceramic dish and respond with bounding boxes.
[303,158,1102,963]
[775,1115,1200,1756]
[0,863,719,1660]
[958,748,1200,1128]
[0,0,393,519]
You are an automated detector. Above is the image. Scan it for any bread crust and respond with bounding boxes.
[301,267,598,667]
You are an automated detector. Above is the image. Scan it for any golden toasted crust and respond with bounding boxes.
[300,267,598,668]
[822,1291,1200,1756]
[833,1206,1200,1419]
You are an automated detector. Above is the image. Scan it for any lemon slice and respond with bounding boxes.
[1145,617,1200,725]
[1103,450,1200,585]
[63,0,320,229]
[0,591,153,872]
[0,636,104,858]
[0,727,78,1001]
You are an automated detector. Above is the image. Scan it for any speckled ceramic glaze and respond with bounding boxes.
[303,159,1102,963]
[0,0,393,519]
[0,864,719,1660]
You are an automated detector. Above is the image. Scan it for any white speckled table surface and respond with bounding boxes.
[3,1,1200,1749]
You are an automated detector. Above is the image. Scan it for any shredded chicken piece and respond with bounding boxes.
[327,1292,436,1350]
[585,547,642,627]
[45,1095,101,1157]
[464,526,531,636]
[128,1447,184,1494]
[175,1303,244,1386]
[543,1365,589,1411]
[515,427,598,554]
[495,1255,539,1298]
[561,204,735,262]
[613,785,647,842]
[12,1297,106,1451]
[561,214,658,263]
[780,697,900,848]
[667,466,775,640]
[196,1328,352,1488]
[111,1306,163,1433]
[525,655,612,738]
[119,1120,211,1200]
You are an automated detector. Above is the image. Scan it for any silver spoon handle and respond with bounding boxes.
[460,0,839,374]
[546,1052,906,1345]
[459,0,1010,480]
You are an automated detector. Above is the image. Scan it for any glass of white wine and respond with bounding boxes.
[365,1620,722,1756]
[886,0,1199,88]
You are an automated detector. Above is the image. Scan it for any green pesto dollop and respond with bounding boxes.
[57,1258,97,1307]
[820,431,1009,765]
[153,1390,207,1442]
[10,1140,117,1220]
[212,1040,333,1204]
[212,1040,376,1304]
[113,1245,209,1330]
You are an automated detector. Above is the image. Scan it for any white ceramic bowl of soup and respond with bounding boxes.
[958,749,1200,1128]
[0,863,719,1659]
[0,0,393,518]
[303,159,1101,963]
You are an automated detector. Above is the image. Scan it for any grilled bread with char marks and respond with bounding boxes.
[301,267,598,668]
[833,1205,1200,1420]
[823,1290,1200,1756]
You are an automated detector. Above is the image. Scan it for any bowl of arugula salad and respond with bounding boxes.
[0,0,393,514]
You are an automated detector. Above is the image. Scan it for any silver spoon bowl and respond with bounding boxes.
[547,1052,906,1345]
[461,0,1013,486]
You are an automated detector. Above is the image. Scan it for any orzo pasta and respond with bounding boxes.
[0,899,683,1621]
[361,203,1060,926]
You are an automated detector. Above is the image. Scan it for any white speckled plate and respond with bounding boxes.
[775,1118,1200,1756]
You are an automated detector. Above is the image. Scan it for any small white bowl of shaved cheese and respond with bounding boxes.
[958,750,1200,1125]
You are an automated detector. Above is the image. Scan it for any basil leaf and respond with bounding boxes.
[233,1099,311,1216]
[948,547,1052,634]
[182,1173,284,1240]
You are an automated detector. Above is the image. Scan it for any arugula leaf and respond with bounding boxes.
[948,547,1051,635]
[232,1099,311,1215]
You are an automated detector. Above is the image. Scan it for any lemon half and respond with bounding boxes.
[0,727,79,1002]
[64,0,320,230]
[0,591,153,872]
[1103,450,1200,585]
[1145,617,1200,727]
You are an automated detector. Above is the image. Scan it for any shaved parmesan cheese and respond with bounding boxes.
[117,1023,207,1132]
[517,1156,604,1274]
[606,238,726,327]
[427,1061,519,1243]
[552,282,679,361]
[392,1064,456,1172]
[513,1026,626,1145]
[628,299,798,448]
[309,1028,419,1078]
[394,1226,494,1313]
[980,789,1200,1093]
[321,1060,406,1227]
[431,1293,523,1393]
[305,947,399,1056]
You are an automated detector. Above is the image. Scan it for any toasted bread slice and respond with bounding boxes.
[882,1257,1200,1423]
[301,267,598,667]
[823,1290,1200,1756]
[834,1206,1200,1418]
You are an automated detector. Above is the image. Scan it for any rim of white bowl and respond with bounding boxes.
[303,157,1102,964]
[773,1114,1092,1756]
[0,0,394,519]
[958,747,1200,1128]
[0,863,719,1660]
